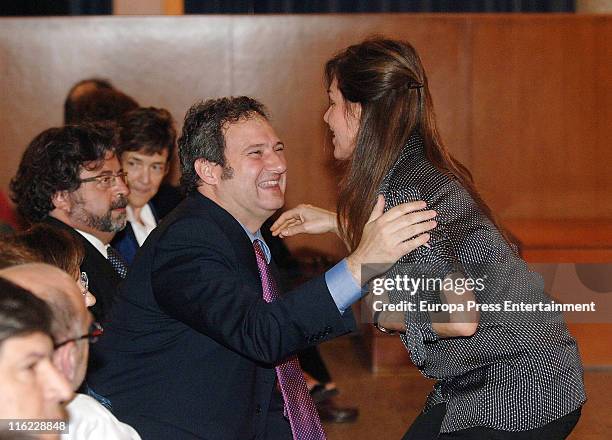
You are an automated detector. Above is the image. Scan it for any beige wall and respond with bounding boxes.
[576,0,612,12]
[0,15,610,257]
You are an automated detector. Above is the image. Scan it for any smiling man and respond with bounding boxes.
[111,107,177,264]
[87,97,435,439]
[10,124,130,323]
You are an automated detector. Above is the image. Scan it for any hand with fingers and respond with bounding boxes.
[270,204,338,238]
[346,195,436,286]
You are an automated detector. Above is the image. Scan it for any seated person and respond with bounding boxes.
[4,224,96,308]
[1,263,141,440]
[111,107,178,263]
[0,277,73,438]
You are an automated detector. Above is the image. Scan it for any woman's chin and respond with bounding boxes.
[333,146,353,161]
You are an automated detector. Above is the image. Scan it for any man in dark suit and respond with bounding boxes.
[87,97,434,439]
[111,106,180,264]
[10,124,130,323]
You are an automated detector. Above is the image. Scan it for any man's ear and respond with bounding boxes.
[194,159,221,185]
[52,344,76,386]
[51,191,72,213]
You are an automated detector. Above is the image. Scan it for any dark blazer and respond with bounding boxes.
[42,216,121,323]
[111,202,160,265]
[87,193,355,439]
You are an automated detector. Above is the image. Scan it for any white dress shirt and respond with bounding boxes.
[75,229,108,259]
[126,204,157,246]
[63,394,141,440]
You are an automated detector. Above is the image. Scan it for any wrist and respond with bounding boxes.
[372,310,398,335]
[345,253,363,287]
[329,213,339,235]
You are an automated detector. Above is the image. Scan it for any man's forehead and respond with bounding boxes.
[2,333,52,361]
[80,151,121,175]
[224,116,280,148]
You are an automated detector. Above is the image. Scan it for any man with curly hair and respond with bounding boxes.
[10,124,130,323]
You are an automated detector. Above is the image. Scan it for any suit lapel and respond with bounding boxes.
[187,193,264,293]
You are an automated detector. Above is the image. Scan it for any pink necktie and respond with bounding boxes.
[253,240,327,440]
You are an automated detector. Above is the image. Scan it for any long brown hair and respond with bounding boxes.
[325,37,509,251]
[5,224,85,277]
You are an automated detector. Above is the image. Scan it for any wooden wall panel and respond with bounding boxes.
[470,16,612,220]
[0,16,234,202]
[0,15,610,260]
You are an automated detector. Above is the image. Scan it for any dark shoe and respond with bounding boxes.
[309,384,339,403]
[317,401,359,423]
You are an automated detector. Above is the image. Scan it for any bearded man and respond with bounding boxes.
[11,123,130,322]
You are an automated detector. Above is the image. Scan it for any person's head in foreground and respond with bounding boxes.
[179,96,286,232]
[323,37,504,249]
[0,264,94,393]
[0,277,73,425]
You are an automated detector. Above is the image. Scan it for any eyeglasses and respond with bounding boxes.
[79,171,128,189]
[79,271,89,296]
[54,322,104,349]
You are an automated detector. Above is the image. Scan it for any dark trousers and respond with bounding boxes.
[298,346,333,384]
[402,404,581,440]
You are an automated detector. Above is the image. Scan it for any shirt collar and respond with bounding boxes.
[237,222,271,264]
[127,203,157,246]
[74,229,109,259]
[126,203,156,228]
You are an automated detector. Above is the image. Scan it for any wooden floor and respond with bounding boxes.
[319,335,611,440]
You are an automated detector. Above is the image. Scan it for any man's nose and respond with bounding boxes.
[42,361,74,403]
[265,150,287,174]
[114,174,130,197]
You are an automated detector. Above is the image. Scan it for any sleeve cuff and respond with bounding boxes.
[325,259,362,314]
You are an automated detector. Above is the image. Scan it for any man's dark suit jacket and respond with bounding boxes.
[112,184,183,264]
[42,216,121,323]
[87,192,356,439]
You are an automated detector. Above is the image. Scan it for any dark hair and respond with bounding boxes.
[65,87,138,125]
[64,78,114,124]
[4,225,84,277]
[117,107,176,158]
[10,124,118,224]
[0,278,52,348]
[178,96,268,194]
[325,37,509,250]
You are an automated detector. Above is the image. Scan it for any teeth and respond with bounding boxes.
[259,181,279,188]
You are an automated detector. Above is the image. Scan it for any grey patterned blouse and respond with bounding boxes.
[379,133,586,433]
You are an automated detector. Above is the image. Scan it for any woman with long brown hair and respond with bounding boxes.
[272,38,585,439]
